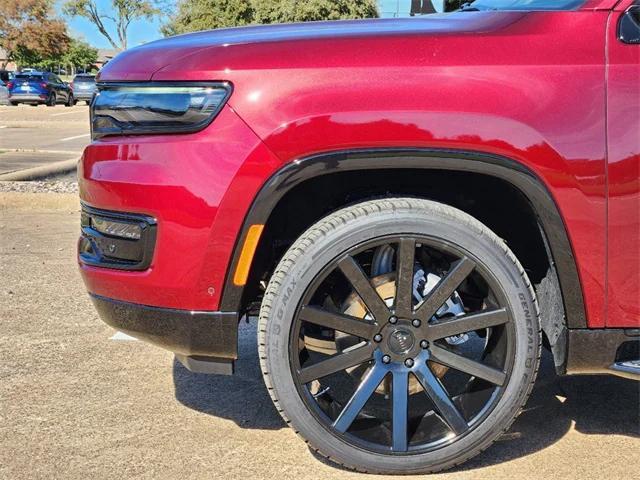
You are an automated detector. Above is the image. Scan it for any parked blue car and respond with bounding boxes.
[8,72,74,106]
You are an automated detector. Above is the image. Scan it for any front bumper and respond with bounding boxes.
[91,294,239,358]
[78,105,280,311]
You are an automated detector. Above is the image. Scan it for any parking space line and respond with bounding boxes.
[110,331,139,341]
[51,111,83,117]
[0,125,7,129]
[60,133,90,142]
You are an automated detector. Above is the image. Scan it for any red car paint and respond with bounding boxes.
[79,1,639,330]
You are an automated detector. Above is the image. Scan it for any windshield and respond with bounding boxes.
[458,0,585,10]
[395,0,586,13]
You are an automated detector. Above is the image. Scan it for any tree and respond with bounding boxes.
[10,38,97,73]
[162,0,253,36]
[63,38,99,72]
[253,0,378,24]
[63,0,161,50]
[0,0,69,69]
[162,0,378,37]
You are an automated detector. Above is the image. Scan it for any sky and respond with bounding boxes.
[56,0,437,50]
[55,0,166,50]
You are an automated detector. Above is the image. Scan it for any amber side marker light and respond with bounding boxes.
[233,224,264,286]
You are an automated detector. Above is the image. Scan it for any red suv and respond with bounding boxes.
[78,0,639,473]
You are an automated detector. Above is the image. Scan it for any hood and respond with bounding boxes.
[98,13,524,81]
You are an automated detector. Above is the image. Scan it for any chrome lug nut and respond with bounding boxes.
[412,319,421,328]
[420,340,429,349]
[404,358,415,368]
[389,316,398,324]
[373,334,383,343]
[382,355,391,364]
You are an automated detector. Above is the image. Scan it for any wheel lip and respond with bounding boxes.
[288,232,516,456]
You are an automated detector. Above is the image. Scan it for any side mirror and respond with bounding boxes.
[619,5,640,45]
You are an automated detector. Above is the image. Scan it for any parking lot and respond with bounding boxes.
[0,193,638,480]
[0,104,89,175]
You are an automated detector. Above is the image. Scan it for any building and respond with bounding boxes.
[379,0,448,17]
[95,49,120,69]
[0,48,17,71]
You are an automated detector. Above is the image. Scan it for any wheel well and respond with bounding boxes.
[242,168,552,312]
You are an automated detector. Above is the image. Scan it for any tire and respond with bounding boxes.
[9,101,18,106]
[65,94,74,107]
[46,92,56,107]
[258,198,541,474]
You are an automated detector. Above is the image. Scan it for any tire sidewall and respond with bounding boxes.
[262,201,539,473]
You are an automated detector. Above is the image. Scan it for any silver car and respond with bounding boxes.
[0,80,9,105]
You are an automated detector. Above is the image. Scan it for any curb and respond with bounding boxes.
[0,157,79,181]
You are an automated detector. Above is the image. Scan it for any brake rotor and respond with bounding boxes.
[303,273,449,396]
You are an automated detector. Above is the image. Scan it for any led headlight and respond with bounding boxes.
[91,82,232,139]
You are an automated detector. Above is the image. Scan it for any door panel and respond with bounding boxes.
[606,2,640,327]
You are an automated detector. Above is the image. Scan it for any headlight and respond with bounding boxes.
[91,82,232,139]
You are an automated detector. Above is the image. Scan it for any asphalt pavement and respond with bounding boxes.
[0,104,89,175]
[0,193,639,480]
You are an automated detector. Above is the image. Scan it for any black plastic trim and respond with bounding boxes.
[79,203,157,271]
[618,4,640,45]
[91,294,239,359]
[566,329,640,375]
[219,148,587,330]
[91,81,233,140]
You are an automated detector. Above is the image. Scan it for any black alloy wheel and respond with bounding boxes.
[290,235,513,454]
[259,198,541,474]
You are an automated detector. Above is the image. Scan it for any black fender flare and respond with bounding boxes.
[219,148,586,335]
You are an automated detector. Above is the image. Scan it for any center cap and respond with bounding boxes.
[387,329,415,355]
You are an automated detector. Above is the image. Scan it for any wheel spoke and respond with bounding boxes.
[333,363,388,432]
[299,343,374,384]
[299,305,377,338]
[338,256,390,321]
[394,238,416,318]
[392,370,409,452]
[415,257,475,321]
[414,363,468,435]
[426,308,509,340]
[429,344,507,386]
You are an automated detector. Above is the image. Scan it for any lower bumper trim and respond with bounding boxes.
[566,328,639,376]
[175,354,234,375]
[91,294,238,359]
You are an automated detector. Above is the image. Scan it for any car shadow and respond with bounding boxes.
[453,351,640,471]
[173,319,286,430]
[174,319,639,466]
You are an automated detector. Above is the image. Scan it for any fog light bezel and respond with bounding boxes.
[79,204,157,271]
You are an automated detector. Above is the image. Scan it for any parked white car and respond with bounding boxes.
[0,80,9,105]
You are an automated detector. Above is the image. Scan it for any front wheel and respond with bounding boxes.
[46,92,56,107]
[259,198,541,474]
